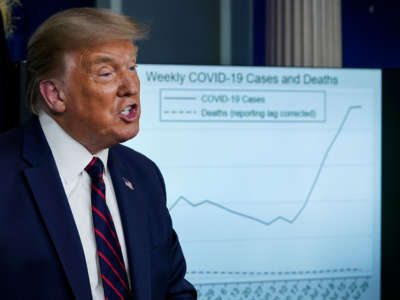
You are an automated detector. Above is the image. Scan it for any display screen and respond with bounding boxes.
[124,65,381,300]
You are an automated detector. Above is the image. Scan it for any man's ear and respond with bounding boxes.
[39,80,66,113]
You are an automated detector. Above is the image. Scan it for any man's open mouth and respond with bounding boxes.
[119,104,138,121]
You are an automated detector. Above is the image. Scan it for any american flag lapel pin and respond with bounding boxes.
[122,177,134,190]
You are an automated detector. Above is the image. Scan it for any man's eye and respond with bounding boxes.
[100,72,112,77]
[129,65,137,71]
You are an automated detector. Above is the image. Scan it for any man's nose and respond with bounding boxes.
[118,72,139,97]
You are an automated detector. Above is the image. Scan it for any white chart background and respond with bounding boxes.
[124,66,381,300]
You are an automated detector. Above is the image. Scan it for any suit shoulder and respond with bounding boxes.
[0,127,26,186]
[111,143,160,171]
[0,126,24,158]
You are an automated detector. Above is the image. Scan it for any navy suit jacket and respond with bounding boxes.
[0,117,196,299]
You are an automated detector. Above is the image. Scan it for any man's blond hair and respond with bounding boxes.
[26,7,148,114]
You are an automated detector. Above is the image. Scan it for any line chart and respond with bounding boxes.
[125,65,381,298]
[168,105,362,226]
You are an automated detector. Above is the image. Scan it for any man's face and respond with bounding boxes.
[57,39,140,153]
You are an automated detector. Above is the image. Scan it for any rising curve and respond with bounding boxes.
[168,105,362,226]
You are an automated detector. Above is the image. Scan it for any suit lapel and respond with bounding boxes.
[108,148,151,300]
[22,118,92,300]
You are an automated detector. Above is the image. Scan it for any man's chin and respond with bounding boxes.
[117,127,140,144]
[97,126,139,151]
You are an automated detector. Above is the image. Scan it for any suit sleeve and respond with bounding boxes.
[153,163,197,300]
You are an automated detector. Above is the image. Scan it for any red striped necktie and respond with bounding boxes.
[85,157,131,300]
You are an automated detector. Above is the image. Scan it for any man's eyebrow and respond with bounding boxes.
[89,56,117,66]
[89,54,137,67]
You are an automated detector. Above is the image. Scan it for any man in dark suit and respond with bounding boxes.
[0,7,196,300]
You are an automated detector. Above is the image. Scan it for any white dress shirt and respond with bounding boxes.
[39,112,131,299]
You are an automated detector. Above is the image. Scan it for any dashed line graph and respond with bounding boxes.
[168,105,362,226]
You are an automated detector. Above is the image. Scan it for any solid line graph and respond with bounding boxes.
[163,97,197,100]
[168,105,362,226]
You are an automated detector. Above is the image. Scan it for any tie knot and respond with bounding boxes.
[85,157,104,180]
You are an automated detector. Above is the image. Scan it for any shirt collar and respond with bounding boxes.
[39,111,109,186]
